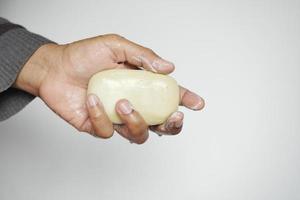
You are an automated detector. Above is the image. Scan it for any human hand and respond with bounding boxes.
[14,34,205,144]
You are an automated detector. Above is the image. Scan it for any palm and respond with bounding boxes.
[39,37,125,132]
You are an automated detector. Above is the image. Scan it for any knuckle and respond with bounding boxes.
[145,47,155,55]
[100,127,114,139]
[130,124,148,137]
[92,128,113,139]
[105,33,124,41]
[90,112,103,121]
[92,123,114,139]
[134,134,149,145]
[77,125,97,137]
[76,123,89,133]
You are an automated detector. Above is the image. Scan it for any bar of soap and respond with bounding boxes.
[87,69,180,125]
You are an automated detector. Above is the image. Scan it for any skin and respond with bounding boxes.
[14,34,205,144]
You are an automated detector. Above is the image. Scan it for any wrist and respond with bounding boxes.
[13,43,61,96]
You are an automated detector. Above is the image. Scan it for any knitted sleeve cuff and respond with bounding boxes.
[0,22,54,121]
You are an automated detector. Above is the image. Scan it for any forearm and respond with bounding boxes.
[0,17,53,121]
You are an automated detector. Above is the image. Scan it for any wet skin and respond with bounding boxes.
[14,34,205,144]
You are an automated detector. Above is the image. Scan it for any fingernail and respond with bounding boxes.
[118,100,133,115]
[191,96,205,110]
[133,55,157,72]
[152,59,174,72]
[175,120,183,128]
[193,100,205,110]
[166,111,184,129]
[184,91,205,110]
[166,122,175,130]
[87,94,98,107]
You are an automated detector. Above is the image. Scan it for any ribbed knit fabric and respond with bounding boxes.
[0,18,8,24]
[0,17,53,121]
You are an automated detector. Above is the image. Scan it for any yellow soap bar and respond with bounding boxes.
[87,69,180,125]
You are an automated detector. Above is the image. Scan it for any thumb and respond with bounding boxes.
[102,34,175,74]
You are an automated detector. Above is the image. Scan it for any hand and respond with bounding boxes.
[14,34,205,144]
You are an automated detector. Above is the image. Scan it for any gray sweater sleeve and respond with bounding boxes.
[0,18,53,121]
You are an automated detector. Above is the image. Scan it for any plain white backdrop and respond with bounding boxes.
[0,0,299,199]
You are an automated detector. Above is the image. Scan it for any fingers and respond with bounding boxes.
[115,99,149,144]
[113,124,133,143]
[179,86,205,111]
[103,34,175,74]
[86,94,114,138]
[150,85,205,136]
[150,111,184,136]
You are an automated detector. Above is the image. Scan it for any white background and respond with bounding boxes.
[0,0,299,199]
